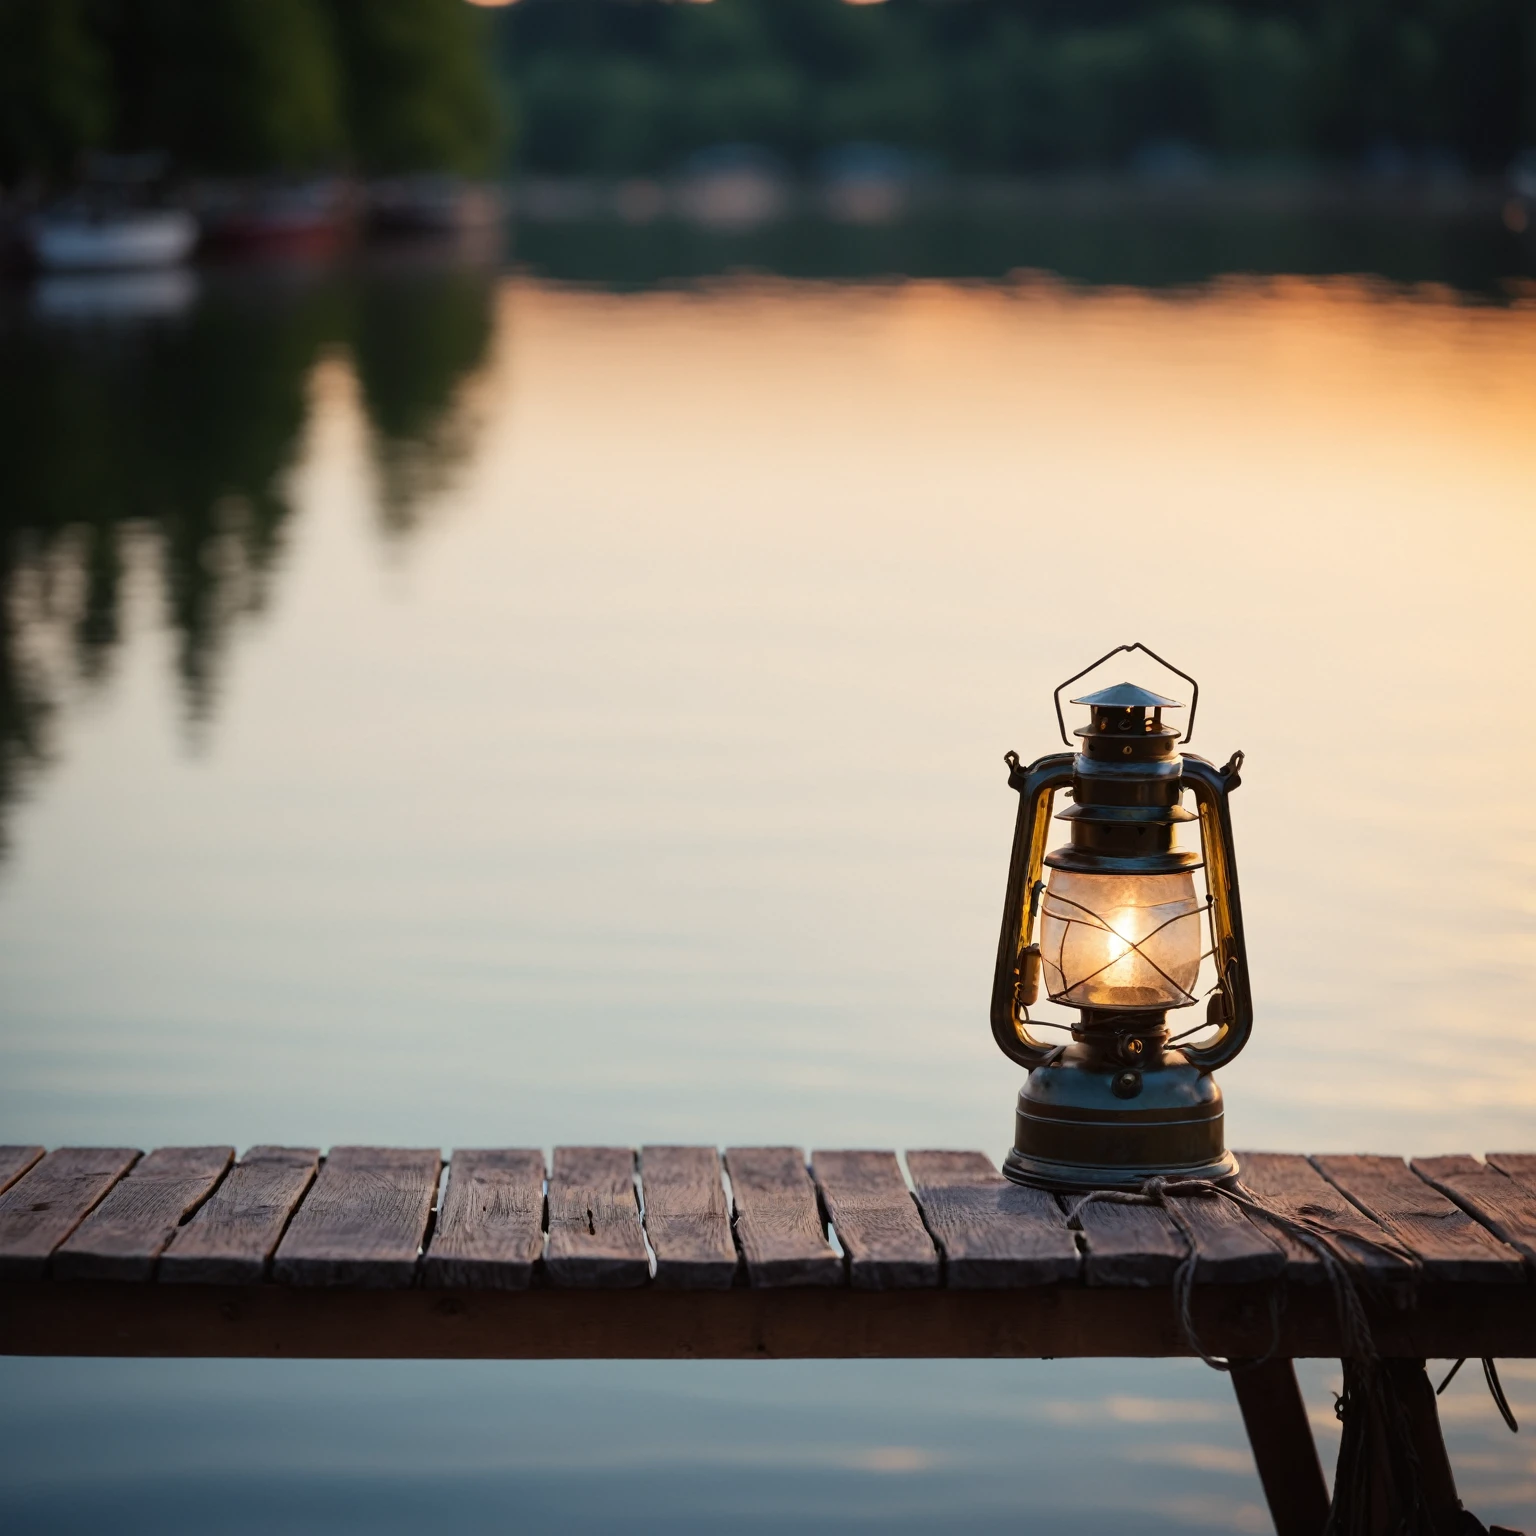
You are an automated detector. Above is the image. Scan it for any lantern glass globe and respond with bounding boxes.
[1039,868,1203,1010]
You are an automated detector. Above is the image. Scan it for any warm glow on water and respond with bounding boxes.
[2,271,1533,1530]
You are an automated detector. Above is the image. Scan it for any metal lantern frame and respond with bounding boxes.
[989,643,1252,1191]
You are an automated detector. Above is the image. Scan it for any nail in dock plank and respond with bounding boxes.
[0,1148,44,1196]
[724,1147,842,1287]
[160,1147,320,1285]
[1410,1155,1536,1270]
[1312,1153,1527,1284]
[0,1148,141,1281]
[1237,1152,1413,1283]
[273,1147,441,1288]
[54,1146,234,1282]
[422,1149,545,1290]
[545,1147,650,1289]
[811,1151,939,1290]
[640,1146,737,1290]
[905,1151,1078,1287]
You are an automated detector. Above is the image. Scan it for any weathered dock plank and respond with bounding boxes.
[272,1147,441,1288]
[545,1146,649,1288]
[422,1149,545,1290]
[724,1147,841,1287]
[1487,1153,1536,1196]
[810,1150,939,1290]
[160,1146,318,1285]
[0,1148,45,1196]
[639,1146,737,1290]
[1067,1194,1187,1286]
[906,1151,1079,1287]
[1236,1151,1413,1283]
[0,1148,141,1281]
[1410,1155,1536,1269]
[1313,1154,1527,1284]
[55,1146,234,1282]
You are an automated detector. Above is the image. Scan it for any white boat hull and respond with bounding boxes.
[32,211,198,271]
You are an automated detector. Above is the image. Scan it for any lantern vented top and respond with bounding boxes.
[1070,682,1182,710]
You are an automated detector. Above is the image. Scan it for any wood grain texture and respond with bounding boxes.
[1068,1195,1188,1286]
[0,1148,141,1281]
[422,1149,545,1290]
[1313,1154,1526,1283]
[6,1278,1532,1361]
[272,1147,441,1288]
[810,1151,939,1290]
[724,1147,841,1287]
[1487,1153,1536,1196]
[160,1147,319,1285]
[1172,1192,1286,1284]
[1229,1358,1331,1536]
[1054,1185,1282,1287]
[1410,1156,1536,1269]
[55,1147,233,1283]
[544,1146,649,1289]
[639,1146,737,1290]
[0,1148,44,1195]
[905,1151,1080,1288]
[1236,1151,1414,1283]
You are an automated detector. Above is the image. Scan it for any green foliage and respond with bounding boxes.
[0,0,505,184]
[323,0,503,175]
[492,0,1536,175]
[0,0,112,182]
[142,0,345,173]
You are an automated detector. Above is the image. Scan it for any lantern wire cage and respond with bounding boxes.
[1015,876,1225,1039]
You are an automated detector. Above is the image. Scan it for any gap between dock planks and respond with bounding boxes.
[1409,1155,1536,1270]
[2,1143,1534,1306]
[1313,1154,1526,1283]
[161,1147,318,1285]
[1236,1151,1417,1284]
[811,1151,938,1290]
[545,1146,650,1288]
[0,1148,142,1281]
[725,1147,843,1287]
[54,1147,234,1282]
[423,1149,546,1290]
[273,1148,441,1288]
[640,1146,737,1289]
[905,1151,1078,1287]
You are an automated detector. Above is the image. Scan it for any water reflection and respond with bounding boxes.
[349,259,496,535]
[0,256,496,850]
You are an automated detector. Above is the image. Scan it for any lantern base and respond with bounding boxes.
[1002,1046,1238,1193]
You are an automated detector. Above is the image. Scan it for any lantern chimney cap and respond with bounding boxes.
[1071,681,1182,710]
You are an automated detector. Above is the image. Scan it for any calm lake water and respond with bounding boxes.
[2,216,1534,1531]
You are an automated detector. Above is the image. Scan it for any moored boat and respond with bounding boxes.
[30,208,198,271]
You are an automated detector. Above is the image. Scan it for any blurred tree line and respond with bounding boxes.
[0,0,503,186]
[492,0,1534,176]
[3,0,1533,187]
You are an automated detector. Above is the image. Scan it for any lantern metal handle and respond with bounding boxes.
[1178,751,1253,1072]
[990,750,1075,1069]
[1052,642,1200,747]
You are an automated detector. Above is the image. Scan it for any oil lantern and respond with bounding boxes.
[990,644,1251,1191]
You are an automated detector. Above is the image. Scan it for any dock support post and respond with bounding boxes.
[1380,1358,1465,1535]
[1231,1357,1330,1536]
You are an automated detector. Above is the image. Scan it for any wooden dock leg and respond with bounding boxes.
[1380,1358,1463,1534]
[1230,1358,1330,1536]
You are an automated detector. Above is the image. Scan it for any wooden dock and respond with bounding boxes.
[2,1143,1532,1536]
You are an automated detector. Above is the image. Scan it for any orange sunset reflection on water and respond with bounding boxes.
[2,267,1535,1532]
